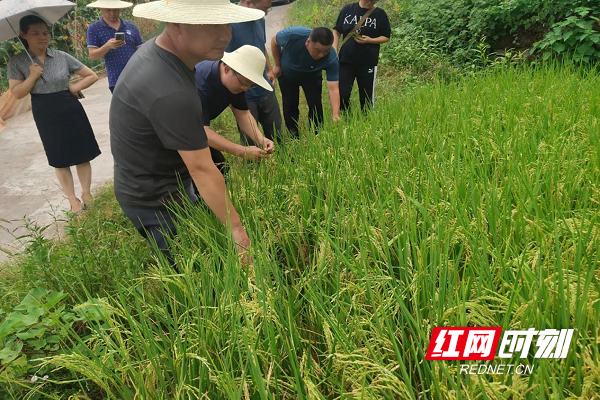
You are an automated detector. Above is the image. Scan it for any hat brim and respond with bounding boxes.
[133,2,264,24]
[222,52,273,92]
[87,0,133,8]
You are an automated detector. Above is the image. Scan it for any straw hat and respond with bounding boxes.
[87,0,133,8]
[222,45,273,92]
[133,0,264,24]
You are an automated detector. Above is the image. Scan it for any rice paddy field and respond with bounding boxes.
[1,64,599,398]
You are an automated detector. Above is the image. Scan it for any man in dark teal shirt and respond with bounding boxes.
[271,26,340,137]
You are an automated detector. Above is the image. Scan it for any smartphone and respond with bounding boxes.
[115,32,125,41]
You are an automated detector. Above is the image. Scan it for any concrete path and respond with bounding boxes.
[0,3,292,262]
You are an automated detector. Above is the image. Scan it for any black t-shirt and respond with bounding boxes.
[110,39,208,209]
[333,3,392,66]
[195,60,249,126]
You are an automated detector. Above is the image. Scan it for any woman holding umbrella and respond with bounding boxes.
[8,15,100,213]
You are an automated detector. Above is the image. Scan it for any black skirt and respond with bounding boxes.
[31,91,101,168]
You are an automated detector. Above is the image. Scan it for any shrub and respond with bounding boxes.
[532,6,600,63]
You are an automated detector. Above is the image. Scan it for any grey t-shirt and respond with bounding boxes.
[7,49,84,94]
[110,39,208,209]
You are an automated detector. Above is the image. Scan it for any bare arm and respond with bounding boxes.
[69,66,98,94]
[204,124,269,161]
[232,108,263,144]
[356,36,390,45]
[8,63,43,100]
[88,46,110,61]
[265,49,275,85]
[333,29,341,53]
[178,148,250,255]
[204,125,245,157]
[327,81,340,121]
[270,36,282,77]
[88,38,125,60]
[9,78,36,100]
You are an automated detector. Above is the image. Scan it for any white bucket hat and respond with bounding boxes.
[133,0,264,24]
[87,0,133,9]
[221,45,273,92]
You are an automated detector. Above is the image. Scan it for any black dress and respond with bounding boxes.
[7,49,101,168]
[31,91,101,168]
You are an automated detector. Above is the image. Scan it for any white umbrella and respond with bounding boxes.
[0,0,76,82]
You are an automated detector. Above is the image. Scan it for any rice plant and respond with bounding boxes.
[2,64,599,399]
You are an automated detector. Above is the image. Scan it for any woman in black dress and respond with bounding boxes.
[333,0,391,113]
[8,16,100,213]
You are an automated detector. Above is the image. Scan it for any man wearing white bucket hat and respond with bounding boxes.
[195,45,275,176]
[86,0,143,93]
[109,0,264,262]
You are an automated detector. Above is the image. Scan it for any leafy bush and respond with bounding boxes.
[408,0,600,65]
[532,7,600,63]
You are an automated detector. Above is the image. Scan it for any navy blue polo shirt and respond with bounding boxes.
[226,18,271,101]
[276,26,339,81]
[87,18,143,88]
[195,60,249,126]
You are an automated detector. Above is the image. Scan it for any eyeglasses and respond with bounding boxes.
[234,71,256,90]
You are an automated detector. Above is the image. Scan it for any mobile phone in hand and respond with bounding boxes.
[115,32,125,41]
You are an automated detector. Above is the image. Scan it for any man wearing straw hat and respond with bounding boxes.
[195,45,275,176]
[86,0,143,93]
[109,0,265,261]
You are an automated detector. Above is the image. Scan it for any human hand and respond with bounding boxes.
[267,69,276,86]
[260,137,275,154]
[104,38,125,50]
[271,65,282,79]
[332,114,340,123]
[29,63,44,80]
[242,146,269,162]
[68,86,84,99]
[354,35,372,44]
[232,225,252,265]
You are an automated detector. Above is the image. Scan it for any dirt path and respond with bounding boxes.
[0,3,292,262]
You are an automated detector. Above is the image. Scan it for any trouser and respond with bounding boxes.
[239,91,283,145]
[122,148,228,266]
[339,62,378,113]
[122,206,179,262]
[121,181,198,268]
[209,146,229,177]
[278,72,323,138]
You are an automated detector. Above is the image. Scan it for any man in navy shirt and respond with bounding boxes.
[271,26,340,137]
[86,0,143,93]
[196,45,275,176]
[227,0,283,145]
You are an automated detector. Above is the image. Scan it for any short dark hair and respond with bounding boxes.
[19,15,48,50]
[310,27,334,46]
